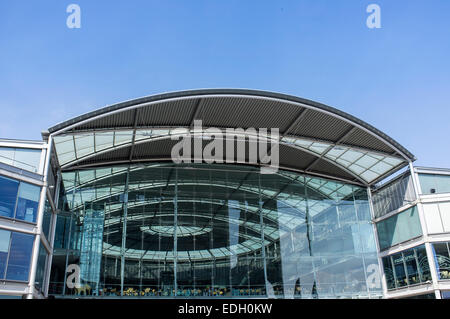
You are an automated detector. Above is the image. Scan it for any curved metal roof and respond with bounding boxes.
[48,89,415,186]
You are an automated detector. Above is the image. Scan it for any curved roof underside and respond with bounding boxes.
[48,89,415,186]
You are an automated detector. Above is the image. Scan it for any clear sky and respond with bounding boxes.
[0,0,449,167]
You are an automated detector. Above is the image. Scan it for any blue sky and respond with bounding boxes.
[0,0,449,167]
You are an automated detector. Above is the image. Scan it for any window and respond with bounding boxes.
[0,230,35,282]
[404,293,436,299]
[0,175,41,223]
[382,245,430,290]
[376,206,422,250]
[15,182,40,223]
[0,230,11,278]
[35,243,48,292]
[0,147,42,173]
[0,176,19,219]
[419,173,450,195]
[432,242,450,280]
[42,200,53,240]
[5,232,35,281]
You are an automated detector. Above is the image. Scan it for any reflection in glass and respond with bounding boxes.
[49,163,382,298]
[432,242,450,280]
[376,206,422,250]
[382,245,431,290]
[15,182,40,223]
[0,176,19,219]
[5,232,34,281]
[35,242,48,292]
[419,173,450,195]
[0,229,11,279]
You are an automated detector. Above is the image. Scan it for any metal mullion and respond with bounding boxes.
[173,167,178,295]
[72,135,78,161]
[352,191,370,296]
[120,167,130,296]
[257,174,269,297]
[62,174,77,296]
[12,179,20,220]
[414,248,423,283]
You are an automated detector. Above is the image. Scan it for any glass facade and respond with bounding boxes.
[432,242,450,280]
[0,175,41,223]
[419,173,450,195]
[371,173,416,219]
[382,245,431,290]
[0,147,42,173]
[35,242,48,293]
[0,229,34,281]
[49,163,382,298]
[376,206,422,251]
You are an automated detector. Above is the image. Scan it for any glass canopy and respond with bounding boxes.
[53,129,405,184]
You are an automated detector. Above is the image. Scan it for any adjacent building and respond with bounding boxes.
[0,89,448,299]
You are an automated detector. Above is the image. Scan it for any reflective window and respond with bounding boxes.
[0,147,42,173]
[404,293,436,299]
[372,173,416,218]
[0,176,19,219]
[42,200,53,240]
[376,206,422,250]
[0,175,41,223]
[382,245,431,290]
[432,242,450,280]
[0,231,35,281]
[35,242,48,292]
[0,229,11,278]
[15,182,40,223]
[419,173,450,195]
[49,163,382,298]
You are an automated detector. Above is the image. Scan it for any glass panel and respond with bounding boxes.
[419,173,450,195]
[372,173,416,218]
[382,256,395,290]
[383,244,432,291]
[42,200,53,240]
[392,253,407,288]
[0,176,19,219]
[5,232,34,281]
[376,206,422,250]
[35,243,48,292]
[0,147,15,166]
[416,245,431,282]
[433,242,450,280]
[50,163,383,299]
[0,229,11,279]
[0,147,41,173]
[404,293,436,299]
[15,182,40,223]
[403,249,420,285]
[12,148,42,173]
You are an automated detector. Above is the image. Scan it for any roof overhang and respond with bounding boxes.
[48,89,415,186]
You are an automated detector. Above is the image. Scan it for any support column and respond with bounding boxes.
[27,136,53,299]
[408,162,440,295]
[44,169,62,297]
[120,168,130,296]
[367,186,388,297]
[173,167,178,295]
[258,174,269,297]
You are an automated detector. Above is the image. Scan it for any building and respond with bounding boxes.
[0,89,448,299]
